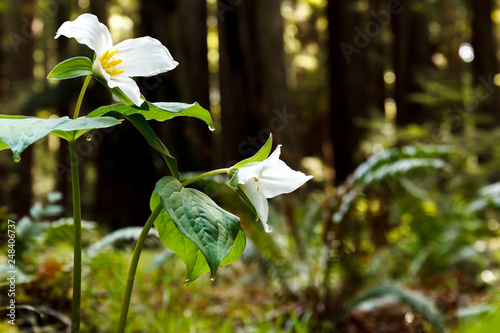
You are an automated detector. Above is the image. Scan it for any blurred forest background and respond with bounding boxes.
[4,0,500,332]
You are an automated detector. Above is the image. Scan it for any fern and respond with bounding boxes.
[467,182,500,212]
[332,146,451,224]
[349,283,447,333]
[361,158,449,185]
[351,145,454,185]
[332,190,360,223]
[146,248,174,272]
[85,227,159,258]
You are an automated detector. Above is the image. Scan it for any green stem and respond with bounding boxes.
[73,75,91,119]
[115,168,228,332]
[69,139,82,333]
[181,168,229,187]
[69,75,91,333]
[116,204,163,333]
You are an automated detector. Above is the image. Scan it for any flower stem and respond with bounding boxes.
[69,76,91,333]
[69,138,82,333]
[116,204,163,333]
[115,168,228,332]
[73,75,92,119]
[181,168,229,187]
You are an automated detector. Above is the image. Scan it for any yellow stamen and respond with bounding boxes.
[105,49,118,60]
[100,50,109,63]
[99,49,123,76]
[253,177,259,182]
[107,59,122,67]
[106,69,124,75]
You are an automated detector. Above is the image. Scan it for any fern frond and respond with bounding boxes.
[85,227,159,258]
[350,283,447,333]
[467,182,500,212]
[352,145,454,185]
[360,158,449,185]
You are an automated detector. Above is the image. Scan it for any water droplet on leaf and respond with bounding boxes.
[183,279,190,287]
[86,135,92,141]
[210,276,216,282]
[14,156,21,163]
[208,126,215,132]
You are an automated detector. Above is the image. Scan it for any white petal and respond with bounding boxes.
[55,14,112,56]
[236,162,265,185]
[107,76,143,107]
[235,145,281,185]
[113,37,179,77]
[240,181,272,233]
[263,144,283,169]
[259,160,313,199]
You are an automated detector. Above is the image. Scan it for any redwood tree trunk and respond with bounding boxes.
[470,0,500,123]
[218,0,294,167]
[328,0,368,183]
[4,0,36,216]
[392,0,433,125]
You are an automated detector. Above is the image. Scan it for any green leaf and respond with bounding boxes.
[150,102,215,129]
[227,134,273,187]
[0,115,120,159]
[0,139,8,152]
[155,176,240,278]
[151,191,245,283]
[47,57,93,80]
[87,101,214,129]
[88,111,179,178]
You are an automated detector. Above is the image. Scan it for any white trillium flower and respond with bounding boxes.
[55,13,178,106]
[236,145,313,233]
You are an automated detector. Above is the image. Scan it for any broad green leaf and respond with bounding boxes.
[219,228,245,266]
[151,192,245,283]
[155,176,240,278]
[227,134,273,187]
[0,116,120,159]
[47,56,93,80]
[87,111,179,178]
[87,101,214,129]
[150,102,214,129]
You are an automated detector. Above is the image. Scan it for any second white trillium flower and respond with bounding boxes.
[55,13,178,107]
[236,145,313,233]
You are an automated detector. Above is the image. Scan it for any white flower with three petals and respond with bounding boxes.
[55,13,178,106]
[235,145,313,233]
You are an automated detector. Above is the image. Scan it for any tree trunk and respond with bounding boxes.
[0,4,6,206]
[392,0,433,125]
[93,0,212,229]
[470,0,500,123]
[4,0,36,216]
[91,1,157,229]
[137,0,211,171]
[328,0,368,183]
[218,0,294,167]
[54,1,73,215]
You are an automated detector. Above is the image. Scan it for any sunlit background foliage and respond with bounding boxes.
[2,0,500,331]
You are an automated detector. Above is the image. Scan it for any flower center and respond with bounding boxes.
[253,177,260,190]
[100,50,124,76]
